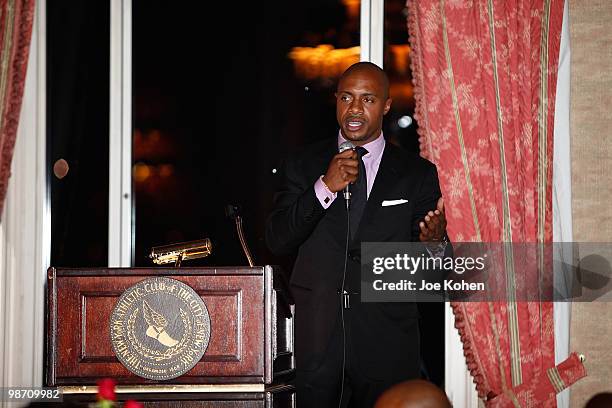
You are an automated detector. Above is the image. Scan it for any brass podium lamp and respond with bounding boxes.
[148,204,255,268]
[149,238,212,267]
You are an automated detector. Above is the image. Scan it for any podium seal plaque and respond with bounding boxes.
[110,277,211,380]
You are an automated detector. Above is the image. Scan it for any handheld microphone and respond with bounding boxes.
[338,141,355,209]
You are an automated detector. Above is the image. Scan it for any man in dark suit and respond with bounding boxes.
[266,62,448,407]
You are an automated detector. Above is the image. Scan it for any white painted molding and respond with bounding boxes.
[0,0,47,400]
[360,0,384,67]
[552,1,572,407]
[109,0,133,267]
[445,304,479,407]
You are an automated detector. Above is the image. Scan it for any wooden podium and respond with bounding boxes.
[46,265,295,407]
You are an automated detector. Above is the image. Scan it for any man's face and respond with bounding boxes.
[335,69,392,145]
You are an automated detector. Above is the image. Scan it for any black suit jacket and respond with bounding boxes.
[266,138,445,377]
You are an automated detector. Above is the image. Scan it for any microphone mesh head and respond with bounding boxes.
[338,141,355,153]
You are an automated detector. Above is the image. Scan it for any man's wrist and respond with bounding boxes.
[314,176,337,209]
[320,175,335,195]
[425,234,448,258]
[425,234,448,249]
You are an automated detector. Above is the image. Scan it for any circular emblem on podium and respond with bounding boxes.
[110,277,211,380]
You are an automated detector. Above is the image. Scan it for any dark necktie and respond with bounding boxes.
[350,146,368,239]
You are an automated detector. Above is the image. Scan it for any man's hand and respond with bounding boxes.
[419,197,447,242]
[322,149,359,193]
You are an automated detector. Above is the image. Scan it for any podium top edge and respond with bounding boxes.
[48,266,279,277]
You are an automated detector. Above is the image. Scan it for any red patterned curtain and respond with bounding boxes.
[0,0,35,218]
[407,0,586,406]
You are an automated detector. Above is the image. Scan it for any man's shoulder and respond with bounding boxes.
[386,142,437,173]
[285,138,336,163]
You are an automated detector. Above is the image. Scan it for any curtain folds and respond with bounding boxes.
[407,0,586,406]
[0,0,35,218]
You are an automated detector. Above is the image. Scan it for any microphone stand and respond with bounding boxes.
[225,204,255,267]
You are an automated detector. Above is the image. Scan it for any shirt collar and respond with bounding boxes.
[337,131,386,159]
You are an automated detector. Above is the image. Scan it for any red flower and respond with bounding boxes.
[97,378,116,401]
[124,401,143,408]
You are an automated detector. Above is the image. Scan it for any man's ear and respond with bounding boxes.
[383,98,392,115]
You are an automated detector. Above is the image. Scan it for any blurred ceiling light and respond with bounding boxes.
[133,162,151,182]
[53,158,69,179]
[159,164,174,178]
[288,45,360,80]
[342,0,360,19]
[398,115,413,128]
[389,81,414,105]
[148,129,161,143]
[389,45,411,75]
[289,45,411,81]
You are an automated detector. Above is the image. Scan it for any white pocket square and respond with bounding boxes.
[381,199,408,207]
